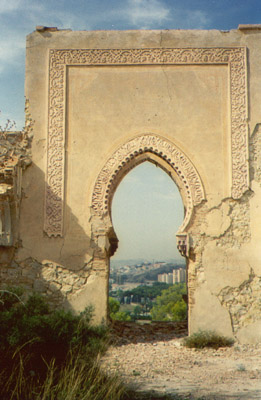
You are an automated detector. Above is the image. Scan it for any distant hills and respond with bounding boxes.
[110,258,186,284]
[110,258,184,268]
[124,263,186,283]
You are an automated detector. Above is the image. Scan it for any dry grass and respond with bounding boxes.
[40,353,126,400]
[1,349,126,400]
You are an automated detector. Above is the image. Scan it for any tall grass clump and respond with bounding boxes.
[183,330,235,349]
[0,288,126,400]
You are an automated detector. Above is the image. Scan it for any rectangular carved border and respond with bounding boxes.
[45,47,248,237]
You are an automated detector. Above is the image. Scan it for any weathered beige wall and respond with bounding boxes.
[1,27,261,343]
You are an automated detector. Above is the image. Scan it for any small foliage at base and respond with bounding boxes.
[183,330,235,349]
[0,288,126,400]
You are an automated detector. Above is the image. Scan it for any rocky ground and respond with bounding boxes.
[101,322,261,399]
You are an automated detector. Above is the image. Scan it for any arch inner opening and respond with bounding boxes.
[109,161,188,324]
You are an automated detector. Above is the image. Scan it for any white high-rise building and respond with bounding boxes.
[158,268,186,284]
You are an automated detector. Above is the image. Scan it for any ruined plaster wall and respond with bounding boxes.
[188,146,261,343]
[0,101,32,248]
[0,28,260,341]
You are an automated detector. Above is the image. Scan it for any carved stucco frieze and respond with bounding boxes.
[45,47,248,237]
[91,134,205,235]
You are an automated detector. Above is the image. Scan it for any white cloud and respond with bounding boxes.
[121,0,170,27]
[0,1,86,76]
[115,0,209,29]
[0,33,25,66]
[0,0,21,14]
[184,9,209,29]
[0,0,44,15]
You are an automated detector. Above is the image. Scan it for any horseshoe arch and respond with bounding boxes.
[91,134,205,257]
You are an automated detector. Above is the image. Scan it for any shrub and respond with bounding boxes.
[0,289,197,399]
[0,289,113,399]
[151,284,187,322]
[183,330,235,349]
[0,291,105,354]
[109,297,132,321]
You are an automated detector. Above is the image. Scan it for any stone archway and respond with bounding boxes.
[6,28,259,342]
[90,133,205,321]
[91,134,205,259]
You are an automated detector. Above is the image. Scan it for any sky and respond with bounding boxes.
[111,162,184,261]
[1,0,261,261]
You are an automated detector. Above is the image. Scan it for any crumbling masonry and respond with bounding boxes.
[0,26,261,343]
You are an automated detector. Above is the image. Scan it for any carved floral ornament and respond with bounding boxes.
[91,134,205,258]
[91,134,205,235]
[44,47,248,237]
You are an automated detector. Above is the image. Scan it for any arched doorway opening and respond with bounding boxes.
[91,134,205,327]
[111,161,184,262]
[110,161,187,323]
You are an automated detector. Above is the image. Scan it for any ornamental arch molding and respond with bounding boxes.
[91,134,205,257]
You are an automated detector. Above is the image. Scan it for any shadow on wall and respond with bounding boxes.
[0,161,109,320]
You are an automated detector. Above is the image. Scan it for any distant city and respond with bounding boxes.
[110,258,184,268]
[109,259,187,322]
[110,259,186,292]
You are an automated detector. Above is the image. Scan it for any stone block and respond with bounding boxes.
[33,279,46,292]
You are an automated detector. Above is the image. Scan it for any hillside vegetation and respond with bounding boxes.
[110,282,187,322]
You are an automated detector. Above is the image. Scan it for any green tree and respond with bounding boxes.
[116,282,171,303]
[151,283,187,321]
[108,297,132,321]
[108,297,120,314]
[133,305,142,320]
[111,311,132,321]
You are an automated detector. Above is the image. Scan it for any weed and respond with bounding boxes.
[183,330,235,349]
[236,364,246,372]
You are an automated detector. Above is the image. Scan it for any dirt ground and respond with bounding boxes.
[101,322,261,399]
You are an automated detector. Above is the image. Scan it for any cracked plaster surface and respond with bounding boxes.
[218,271,261,336]
[188,189,258,337]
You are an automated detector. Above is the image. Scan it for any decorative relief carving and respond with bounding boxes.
[176,233,189,258]
[91,134,205,235]
[45,47,248,236]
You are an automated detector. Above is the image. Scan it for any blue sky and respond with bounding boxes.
[112,162,184,261]
[1,0,260,261]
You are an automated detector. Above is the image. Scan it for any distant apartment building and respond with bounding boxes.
[157,273,173,284]
[173,268,186,283]
[158,268,186,284]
